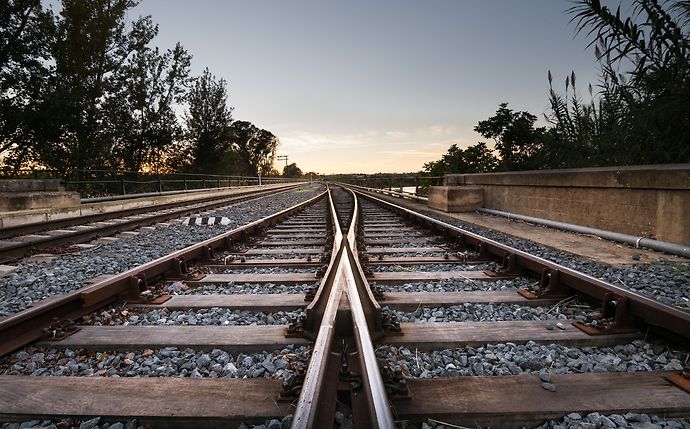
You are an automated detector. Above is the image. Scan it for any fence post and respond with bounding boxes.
[183,179,187,190]
[120,178,126,195]
[202,179,206,189]
[157,178,162,193]
[217,179,220,188]
[415,176,419,195]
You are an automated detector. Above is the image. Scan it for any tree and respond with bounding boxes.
[474,103,545,171]
[282,162,302,178]
[230,120,278,176]
[566,0,690,164]
[183,68,233,174]
[423,142,497,176]
[31,0,158,172]
[110,41,192,172]
[0,0,53,169]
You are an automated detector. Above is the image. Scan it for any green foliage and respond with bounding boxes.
[0,0,281,176]
[423,142,497,176]
[427,0,690,177]
[282,162,302,178]
[32,0,157,172]
[111,41,192,172]
[230,121,278,176]
[184,68,233,174]
[474,103,546,171]
[563,0,690,164]
[543,70,630,167]
[0,0,54,168]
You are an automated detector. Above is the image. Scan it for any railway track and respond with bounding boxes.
[0,184,688,428]
[0,183,300,263]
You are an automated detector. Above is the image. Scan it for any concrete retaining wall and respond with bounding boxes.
[444,164,690,246]
[0,179,80,211]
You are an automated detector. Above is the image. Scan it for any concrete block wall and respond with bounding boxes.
[445,164,690,246]
[0,179,79,211]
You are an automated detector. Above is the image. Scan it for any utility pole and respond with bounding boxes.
[276,155,288,167]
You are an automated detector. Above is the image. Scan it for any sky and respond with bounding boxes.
[131,0,604,174]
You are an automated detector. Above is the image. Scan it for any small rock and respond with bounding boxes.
[541,382,556,392]
[79,417,101,429]
[539,369,551,383]
[196,354,212,367]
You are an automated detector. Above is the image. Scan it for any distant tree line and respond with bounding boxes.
[0,0,278,176]
[424,0,690,176]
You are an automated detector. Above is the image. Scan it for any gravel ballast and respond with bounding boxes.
[80,307,304,326]
[0,186,323,317]
[360,197,689,310]
[0,345,310,379]
[373,277,535,293]
[377,339,687,378]
[386,299,598,323]
[422,208,689,310]
[422,413,690,429]
[169,282,317,295]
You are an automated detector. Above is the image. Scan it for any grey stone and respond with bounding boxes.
[541,382,556,392]
[195,354,211,367]
[79,417,101,429]
[539,369,551,383]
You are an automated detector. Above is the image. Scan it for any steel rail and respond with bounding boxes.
[347,186,690,342]
[0,189,328,357]
[342,248,396,429]
[292,186,344,428]
[0,184,301,263]
[0,183,299,240]
[343,189,396,428]
[292,186,395,429]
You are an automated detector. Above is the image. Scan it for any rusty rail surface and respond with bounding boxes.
[0,184,301,263]
[345,185,690,343]
[292,186,395,429]
[0,189,327,357]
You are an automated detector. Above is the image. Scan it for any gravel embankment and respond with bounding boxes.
[416,209,690,310]
[385,299,598,323]
[377,340,687,378]
[359,198,688,310]
[371,262,495,272]
[167,282,318,295]
[423,413,690,429]
[80,307,304,326]
[0,186,323,317]
[1,345,310,380]
[373,277,535,293]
